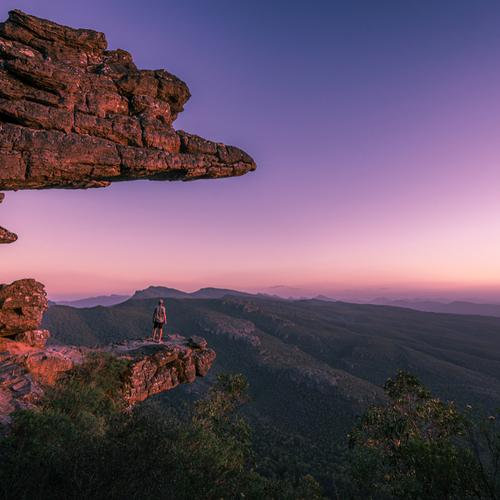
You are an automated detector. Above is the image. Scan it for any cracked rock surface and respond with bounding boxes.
[0,335,215,425]
[0,279,215,424]
[0,10,256,241]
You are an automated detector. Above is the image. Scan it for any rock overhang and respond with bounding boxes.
[0,10,256,242]
[0,9,229,418]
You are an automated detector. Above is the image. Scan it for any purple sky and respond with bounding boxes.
[2,0,500,301]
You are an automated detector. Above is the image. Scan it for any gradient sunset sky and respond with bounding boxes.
[2,0,500,301]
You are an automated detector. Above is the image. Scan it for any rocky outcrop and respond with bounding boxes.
[0,10,256,241]
[104,337,216,405]
[0,279,48,337]
[0,279,216,424]
[0,193,17,243]
[0,11,235,422]
[0,339,79,424]
[14,329,50,348]
[0,336,215,425]
[0,226,17,244]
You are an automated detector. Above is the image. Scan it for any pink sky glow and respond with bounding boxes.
[2,1,500,302]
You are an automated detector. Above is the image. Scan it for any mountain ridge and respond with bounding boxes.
[131,285,257,301]
[43,294,500,444]
[55,294,130,308]
[371,297,500,318]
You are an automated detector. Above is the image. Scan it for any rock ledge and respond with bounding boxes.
[0,279,216,425]
[0,336,215,425]
[0,10,256,241]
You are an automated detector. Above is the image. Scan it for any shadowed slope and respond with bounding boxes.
[43,294,500,445]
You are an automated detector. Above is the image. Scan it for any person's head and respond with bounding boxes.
[158,299,164,305]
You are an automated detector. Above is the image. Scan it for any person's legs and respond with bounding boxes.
[158,324,163,342]
[152,324,158,341]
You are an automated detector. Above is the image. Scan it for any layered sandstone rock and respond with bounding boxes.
[0,10,256,241]
[0,279,216,424]
[0,336,215,424]
[104,338,216,405]
[0,279,48,337]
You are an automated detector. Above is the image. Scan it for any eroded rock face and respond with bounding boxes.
[0,10,255,189]
[104,338,216,405]
[0,193,17,243]
[0,336,215,425]
[0,279,48,336]
[14,329,50,348]
[0,10,256,241]
[0,226,17,244]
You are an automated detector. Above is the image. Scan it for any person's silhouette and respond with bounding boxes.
[152,299,167,342]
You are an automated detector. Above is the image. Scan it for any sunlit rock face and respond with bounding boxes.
[0,279,216,425]
[0,10,256,240]
[0,335,215,425]
[104,337,216,405]
[0,279,48,337]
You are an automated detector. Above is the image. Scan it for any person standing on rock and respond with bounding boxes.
[152,299,167,342]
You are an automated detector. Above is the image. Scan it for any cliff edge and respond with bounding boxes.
[0,279,216,425]
[0,10,256,242]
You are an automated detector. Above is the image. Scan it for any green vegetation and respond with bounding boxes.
[0,356,499,498]
[44,295,500,413]
[40,296,500,497]
[0,355,322,500]
[338,371,500,499]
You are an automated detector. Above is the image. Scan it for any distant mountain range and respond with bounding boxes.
[370,297,500,318]
[54,294,130,308]
[51,286,257,308]
[131,285,256,301]
[42,291,500,486]
[51,286,500,322]
[44,293,500,435]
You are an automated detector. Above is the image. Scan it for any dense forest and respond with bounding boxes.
[38,294,500,497]
[0,353,498,499]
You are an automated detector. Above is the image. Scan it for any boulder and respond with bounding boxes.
[0,279,48,336]
[14,329,50,348]
[0,226,17,244]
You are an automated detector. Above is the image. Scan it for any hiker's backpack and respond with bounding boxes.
[154,305,165,322]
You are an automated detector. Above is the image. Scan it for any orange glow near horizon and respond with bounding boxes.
[2,172,500,302]
[2,2,500,302]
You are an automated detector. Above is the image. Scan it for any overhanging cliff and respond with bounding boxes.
[0,10,256,242]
